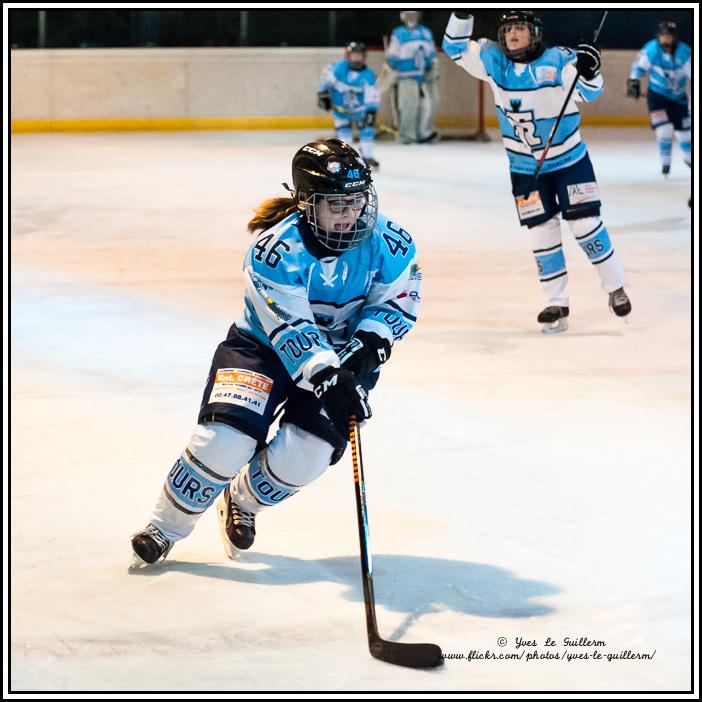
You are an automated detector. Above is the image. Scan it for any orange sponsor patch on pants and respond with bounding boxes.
[209,368,274,416]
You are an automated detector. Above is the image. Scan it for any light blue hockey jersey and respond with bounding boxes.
[630,39,691,103]
[320,59,380,119]
[237,212,421,390]
[386,24,437,82]
[443,14,603,175]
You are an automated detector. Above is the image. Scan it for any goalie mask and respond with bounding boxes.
[400,11,421,29]
[292,139,378,252]
[498,10,544,62]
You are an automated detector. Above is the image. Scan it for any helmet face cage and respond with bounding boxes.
[498,12,543,61]
[400,11,421,28]
[292,139,378,252]
[300,186,378,252]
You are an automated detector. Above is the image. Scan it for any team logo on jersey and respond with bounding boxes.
[505,106,542,148]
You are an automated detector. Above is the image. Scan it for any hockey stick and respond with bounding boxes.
[331,104,399,138]
[348,417,443,668]
[526,11,609,190]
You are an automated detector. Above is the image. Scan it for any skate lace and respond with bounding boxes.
[144,524,170,549]
[232,504,256,528]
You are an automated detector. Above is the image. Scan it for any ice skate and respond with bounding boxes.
[537,306,569,334]
[661,164,670,176]
[418,131,440,144]
[130,523,172,568]
[216,486,256,559]
[609,287,631,319]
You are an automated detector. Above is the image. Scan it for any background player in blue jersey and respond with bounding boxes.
[628,20,692,178]
[387,11,439,144]
[318,42,381,169]
[444,10,631,333]
[131,139,421,566]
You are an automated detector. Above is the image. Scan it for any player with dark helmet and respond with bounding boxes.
[497,10,545,62]
[655,20,677,52]
[130,138,420,566]
[318,44,381,169]
[345,41,367,71]
[291,138,378,251]
[629,18,691,185]
[444,11,632,331]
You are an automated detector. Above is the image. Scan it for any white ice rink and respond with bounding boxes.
[8,128,693,693]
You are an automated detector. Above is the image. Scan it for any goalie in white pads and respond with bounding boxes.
[444,11,631,333]
[131,139,421,566]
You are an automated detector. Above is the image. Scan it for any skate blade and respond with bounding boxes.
[541,318,569,334]
[610,309,631,324]
[129,552,150,570]
[215,494,240,561]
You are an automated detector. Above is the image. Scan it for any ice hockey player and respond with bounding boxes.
[318,42,381,169]
[130,139,421,566]
[628,20,692,179]
[443,10,631,333]
[386,11,440,144]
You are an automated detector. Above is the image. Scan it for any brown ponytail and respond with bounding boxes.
[247,197,299,234]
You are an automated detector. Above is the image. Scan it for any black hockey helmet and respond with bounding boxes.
[656,20,677,51]
[498,10,544,62]
[291,139,378,251]
[656,20,677,37]
[345,41,367,71]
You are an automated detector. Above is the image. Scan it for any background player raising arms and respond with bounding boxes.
[444,10,631,333]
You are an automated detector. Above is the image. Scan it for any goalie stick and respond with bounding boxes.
[348,417,443,668]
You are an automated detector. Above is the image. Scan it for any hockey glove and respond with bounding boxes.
[576,43,601,81]
[338,330,391,378]
[317,91,332,112]
[626,78,641,99]
[311,366,371,436]
[362,110,377,129]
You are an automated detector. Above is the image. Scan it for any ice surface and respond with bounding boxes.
[9,128,692,692]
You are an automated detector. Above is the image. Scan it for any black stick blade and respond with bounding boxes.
[369,638,444,669]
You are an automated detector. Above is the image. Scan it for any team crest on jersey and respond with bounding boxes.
[535,66,557,82]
